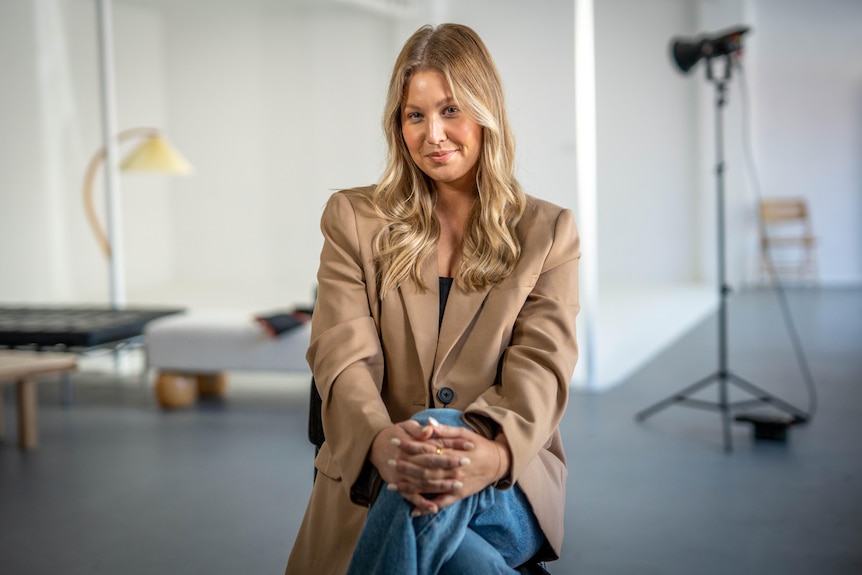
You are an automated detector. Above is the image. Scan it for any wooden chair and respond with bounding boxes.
[759,197,817,283]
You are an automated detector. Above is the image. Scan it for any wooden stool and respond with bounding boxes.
[0,351,77,450]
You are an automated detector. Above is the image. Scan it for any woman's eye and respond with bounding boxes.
[406,112,422,121]
[444,107,459,115]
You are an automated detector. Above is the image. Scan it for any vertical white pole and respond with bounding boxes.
[96,0,126,309]
[575,0,599,390]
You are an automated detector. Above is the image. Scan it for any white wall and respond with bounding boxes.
[129,0,578,311]
[595,0,699,285]
[586,0,715,390]
[748,0,862,285]
[420,0,578,213]
[0,0,52,300]
[157,3,386,306]
[0,0,171,304]
[0,0,859,386]
[688,0,862,287]
[0,0,393,310]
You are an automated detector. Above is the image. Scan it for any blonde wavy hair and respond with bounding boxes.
[372,23,525,297]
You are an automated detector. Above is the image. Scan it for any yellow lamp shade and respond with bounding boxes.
[120,134,193,174]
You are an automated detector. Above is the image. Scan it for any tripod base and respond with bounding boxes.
[635,370,807,452]
[734,412,797,441]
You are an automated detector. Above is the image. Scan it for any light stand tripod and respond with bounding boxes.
[635,54,808,452]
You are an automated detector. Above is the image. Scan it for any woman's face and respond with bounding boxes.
[401,70,483,192]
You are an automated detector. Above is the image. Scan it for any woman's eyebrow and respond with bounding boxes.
[403,97,456,111]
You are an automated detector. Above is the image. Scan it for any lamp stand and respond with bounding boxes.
[634,55,807,452]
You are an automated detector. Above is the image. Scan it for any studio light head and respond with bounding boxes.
[671,25,750,73]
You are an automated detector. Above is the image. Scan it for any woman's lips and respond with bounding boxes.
[426,150,456,163]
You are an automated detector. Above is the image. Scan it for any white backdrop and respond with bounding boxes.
[1,0,859,387]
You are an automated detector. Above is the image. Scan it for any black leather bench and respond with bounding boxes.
[0,305,184,350]
[0,305,184,403]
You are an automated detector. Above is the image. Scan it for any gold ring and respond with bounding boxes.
[436,447,443,455]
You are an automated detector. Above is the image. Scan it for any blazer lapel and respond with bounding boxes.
[400,252,439,387]
[434,282,493,376]
[400,252,494,386]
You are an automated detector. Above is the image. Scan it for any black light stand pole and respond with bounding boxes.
[714,56,732,451]
[635,55,808,452]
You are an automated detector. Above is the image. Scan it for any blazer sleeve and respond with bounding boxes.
[464,207,580,487]
[306,192,391,499]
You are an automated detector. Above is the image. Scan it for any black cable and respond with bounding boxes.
[734,57,818,422]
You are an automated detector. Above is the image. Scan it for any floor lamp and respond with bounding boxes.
[635,27,808,452]
[82,126,192,266]
[90,0,191,309]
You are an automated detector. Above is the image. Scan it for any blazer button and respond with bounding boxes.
[436,387,455,405]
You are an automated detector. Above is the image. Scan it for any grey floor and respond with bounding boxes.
[1,288,860,574]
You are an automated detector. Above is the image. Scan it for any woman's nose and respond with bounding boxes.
[426,117,446,144]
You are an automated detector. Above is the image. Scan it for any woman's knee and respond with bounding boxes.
[438,528,517,575]
[410,408,467,429]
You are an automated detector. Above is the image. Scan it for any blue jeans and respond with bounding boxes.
[346,409,544,575]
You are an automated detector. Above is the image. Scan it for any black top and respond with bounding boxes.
[439,277,454,329]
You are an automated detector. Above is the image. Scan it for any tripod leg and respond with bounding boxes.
[719,375,732,453]
[635,372,719,422]
[721,408,733,452]
[727,372,808,420]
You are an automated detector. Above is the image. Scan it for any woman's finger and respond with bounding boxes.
[408,494,437,516]
[409,452,472,470]
[388,461,468,499]
[426,420,475,440]
[396,452,471,474]
[398,420,434,441]
[427,492,461,511]
[391,476,462,496]
[395,437,440,456]
[437,438,476,451]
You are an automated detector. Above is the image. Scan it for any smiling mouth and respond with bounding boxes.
[427,150,456,162]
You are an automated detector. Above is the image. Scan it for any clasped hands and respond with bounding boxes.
[369,417,510,517]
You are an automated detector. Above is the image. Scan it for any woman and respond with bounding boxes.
[286,23,580,575]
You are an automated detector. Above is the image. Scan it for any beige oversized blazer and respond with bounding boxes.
[286,187,580,575]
